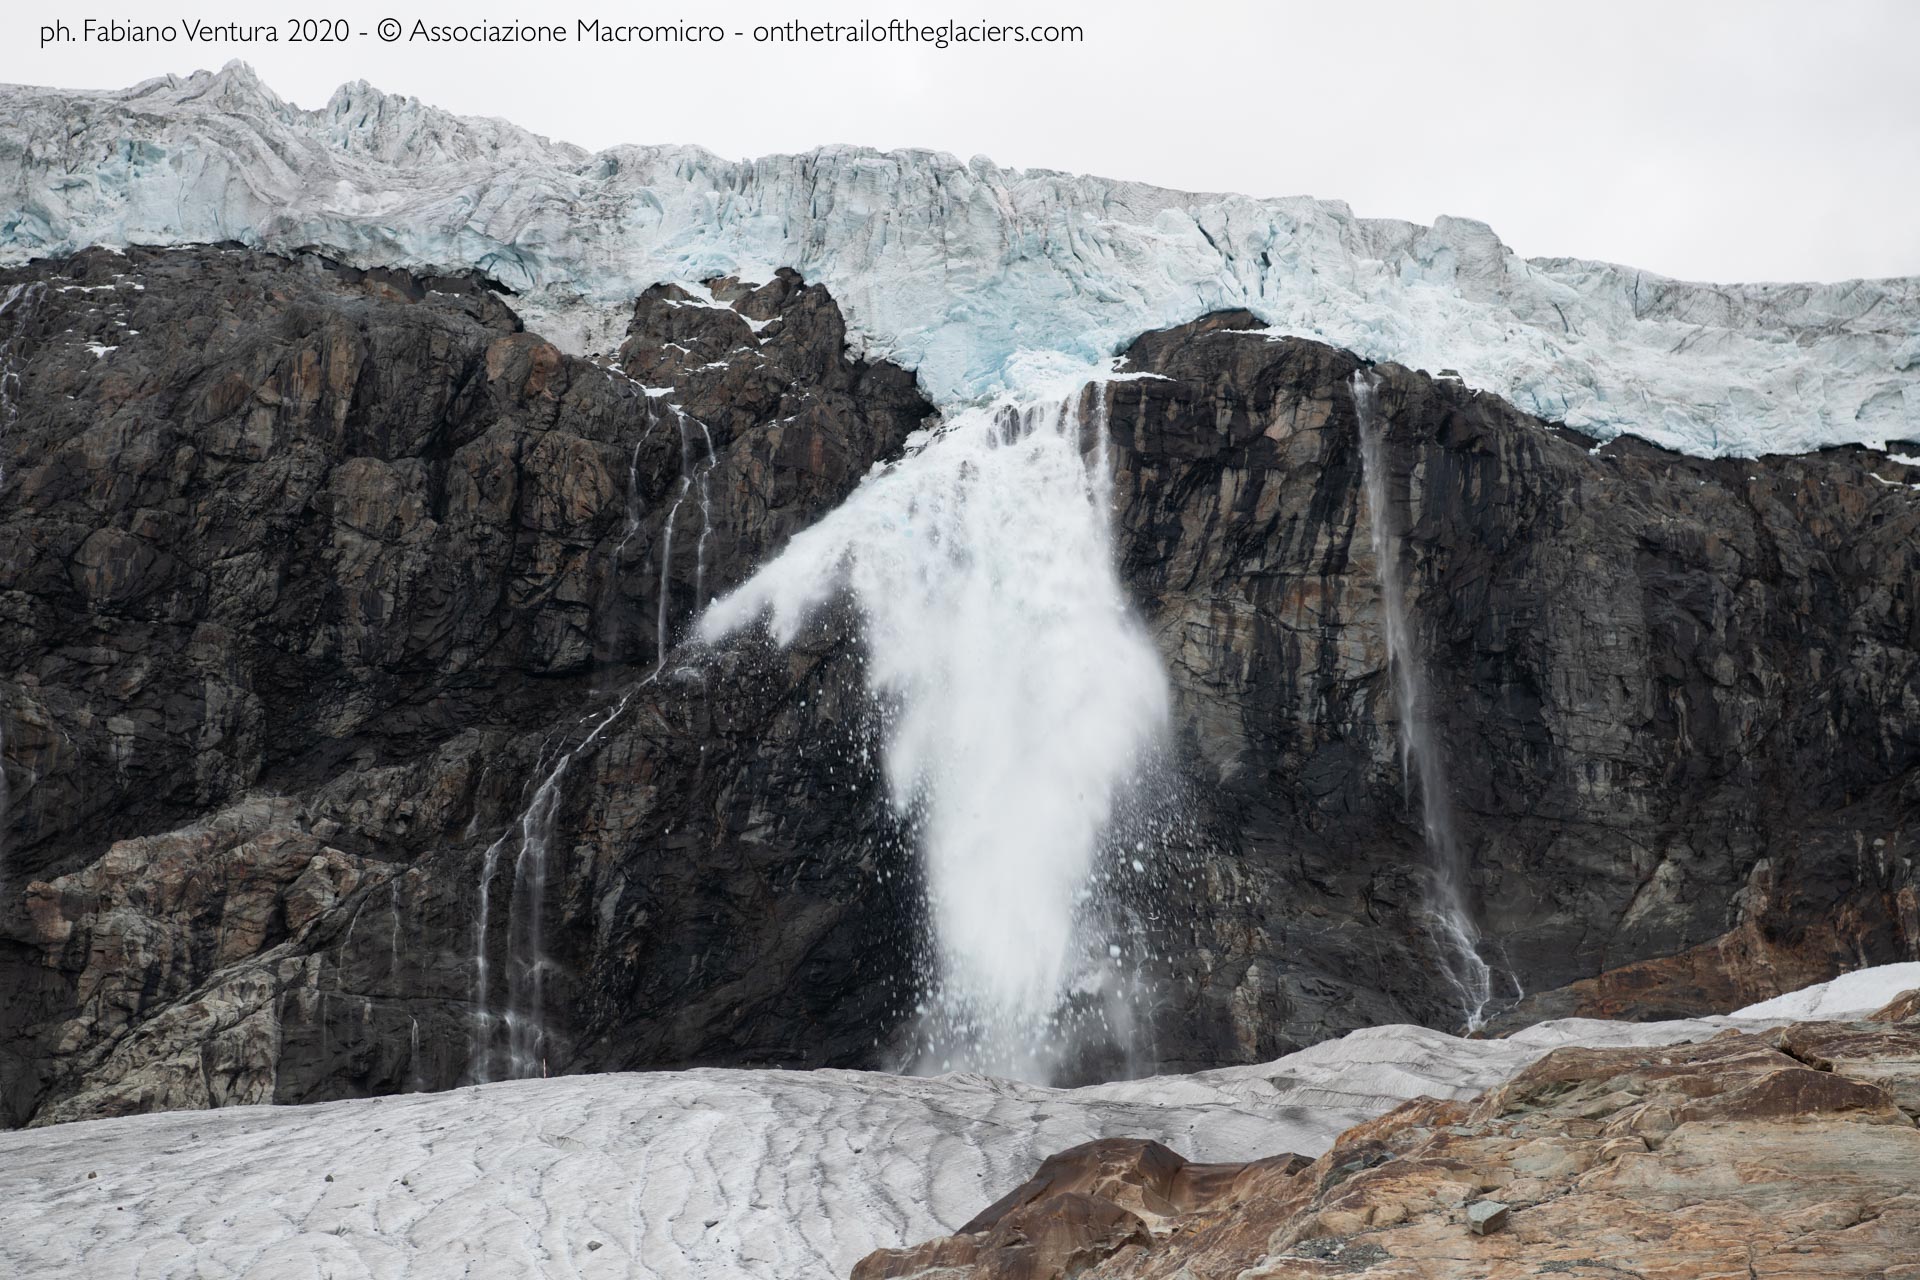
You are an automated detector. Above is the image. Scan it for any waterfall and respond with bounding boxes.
[655,478,689,671]
[468,690,636,1083]
[687,409,717,612]
[599,398,660,670]
[469,804,509,1081]
[388,877,405,982]
[699,380,1170,1081]
[468,398,712,1083]
[503,760,565,1080]
[1350,370,1497,1030]
[0,282,44,871]
[613,425,656,564]
[652,405,718,670]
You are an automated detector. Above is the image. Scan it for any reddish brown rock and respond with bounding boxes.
[1765,1018,1920,1117]
[954,1138,1310,1235]
[856,1020,1920,1279]
[854,1138,1312,1280]
[1870,988,1920,1023]
[1482,866,1909,1031]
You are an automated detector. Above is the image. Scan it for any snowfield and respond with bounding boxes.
[1,64,1915,457]
[3,964,1912,1279]
[1732,961,1920,1020]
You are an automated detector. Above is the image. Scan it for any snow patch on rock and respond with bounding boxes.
[1731,961,1920,1020]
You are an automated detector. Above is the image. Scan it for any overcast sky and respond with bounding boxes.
[14,0,1918,283]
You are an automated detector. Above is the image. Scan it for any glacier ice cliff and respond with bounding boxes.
[1,62,1915,458]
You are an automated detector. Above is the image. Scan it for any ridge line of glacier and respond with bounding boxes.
[1,61,1915,457]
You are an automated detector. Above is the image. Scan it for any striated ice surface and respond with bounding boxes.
[4,962,1901,1279]
[2,63,1916,457]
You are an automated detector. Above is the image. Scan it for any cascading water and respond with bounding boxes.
[387,878,405,985]
[655,404,718,668]
[699,378,1170,1081]
[469,691,636,1083]
[687,409,717,612]
[502,768,563,1079]
[0,281,44,870]
[1349,370,1498,1030]
[598,394,660,671]
[656,472,689,670]
[468,395,717,1083]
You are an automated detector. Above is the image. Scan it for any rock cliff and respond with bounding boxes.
[1101,314,1920,1066]
[1,251,1916,1126]
[0,246,930,1124]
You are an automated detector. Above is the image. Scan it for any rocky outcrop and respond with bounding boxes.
[855,990,1920,1278]
[1100,315,1920,1065]
[0,247,930,1124]
[2,253,1916,1127]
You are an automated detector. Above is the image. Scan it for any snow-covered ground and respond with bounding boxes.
[1,64,1915,457]
[1732,960,1920,1019]
[3,966,1911,1280]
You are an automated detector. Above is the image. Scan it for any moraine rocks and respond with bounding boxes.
[853,988,1920,1279]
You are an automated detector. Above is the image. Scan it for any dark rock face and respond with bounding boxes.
[0,247,929,1124]
[1,254,1915,1127]
[1102,313,1919,1063]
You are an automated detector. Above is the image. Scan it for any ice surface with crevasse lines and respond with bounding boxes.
[2,965,1907,1280]
[1,63,1915,457]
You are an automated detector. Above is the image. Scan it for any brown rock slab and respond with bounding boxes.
[853,1020,1920,1278]
[1870,989,1920,1023]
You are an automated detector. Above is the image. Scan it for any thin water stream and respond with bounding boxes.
[1351,370,1498,1030]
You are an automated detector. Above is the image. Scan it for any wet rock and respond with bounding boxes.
[3,257,1916,1126]
[1103,316,1919,1060]
[0,246,930,1125]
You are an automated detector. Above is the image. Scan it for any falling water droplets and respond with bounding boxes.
[1351,369,1503,1031]
[468,387,715,1085]
[701,377,1170,1081]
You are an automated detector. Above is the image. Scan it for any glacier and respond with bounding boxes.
[1,62,1915,458]
[1,965,1908,1279]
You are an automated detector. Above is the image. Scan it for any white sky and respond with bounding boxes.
[12,0,1918,283]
